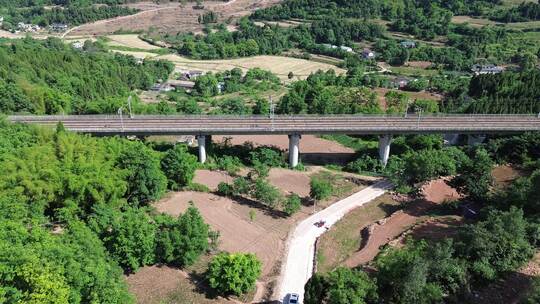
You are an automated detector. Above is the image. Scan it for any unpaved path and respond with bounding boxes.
[275,180,393,303]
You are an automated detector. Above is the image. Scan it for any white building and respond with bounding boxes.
[17,22,40,32]
[71,41,84,50]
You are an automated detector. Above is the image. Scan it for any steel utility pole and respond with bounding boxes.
[269,96,275,132]
[127,96,133,118]
[118,107,124,132]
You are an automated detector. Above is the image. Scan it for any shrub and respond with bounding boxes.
[250,147,284,167]
[232,177,251,196]
[253,178,282,207]
[207,253,262,295]
[154,206,209,267]
[304,267,378,304]
[217,182,234,197]
[216,155,242,175]
[283,193,302,216]
[185,182,210,192]
[345,155,383,173]
[310,177,333,201]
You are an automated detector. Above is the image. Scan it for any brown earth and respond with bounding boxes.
[213,135,355,165]
[405,61,433,69]
[149,166,372,302]
[155,191,294,277]
[194,169,236,190]
[492,164,523,188]
[67,0,283,36]
[126,264,240,304]
[343,178,460,267]
[126,265,188,304]
[374,88,444,107]
[391,215,465,248]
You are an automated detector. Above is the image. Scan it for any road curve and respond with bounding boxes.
[275,180,393,303]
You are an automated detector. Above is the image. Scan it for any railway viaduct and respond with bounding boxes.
[8,114,540,167]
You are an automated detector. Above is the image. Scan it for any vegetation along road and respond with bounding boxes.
[276,180,392,303]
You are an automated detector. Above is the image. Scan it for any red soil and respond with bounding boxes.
[344,178,460,267]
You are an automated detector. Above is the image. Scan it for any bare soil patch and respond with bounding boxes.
[406,61,433,69]
[154,191,301,277]
[268,168,312,197]
[126,265,188,304]
[68,0,284,36]
[492,164,523,188]
[152,166,372,302]
[213,135,355,164]
[316,194,401,273]
[126,264,240,304]
[341,178,460,267]
[194,169,235,191]
[390,215,465,248]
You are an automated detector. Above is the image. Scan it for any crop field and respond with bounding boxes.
[116,50,345,81]
[105,34,161,50]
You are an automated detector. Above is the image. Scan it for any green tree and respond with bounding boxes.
[283,193,302,215]
[452,147,493,201]
[457,207,534,282]
[194,73,219,97]
[117,142,167,206]
[253,98,270,115]
[207,253,262,295]
[161,144,198,190]
[304,268,378,304]
[310,177,333,201]
[253,178,282,207]
[155,205,209,267]
[98,207,157,272]
[327,268,378,304]
[376,241,443,304]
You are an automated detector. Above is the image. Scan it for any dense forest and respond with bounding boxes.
[0,38,173,114]
[0,118,217,303]
[159,18,384,60]
[0,0,139,30]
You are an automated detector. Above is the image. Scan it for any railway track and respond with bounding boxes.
[8,114,540,135]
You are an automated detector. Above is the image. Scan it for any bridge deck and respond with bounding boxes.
[8,114,540,135]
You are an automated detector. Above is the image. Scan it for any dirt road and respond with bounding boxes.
[275,180,392,303]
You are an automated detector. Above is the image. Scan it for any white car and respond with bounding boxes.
[288,293,299,304]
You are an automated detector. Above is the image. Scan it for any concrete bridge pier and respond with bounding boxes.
[197,135,207,164]
[288,134,301,168]
[378,135,393,167]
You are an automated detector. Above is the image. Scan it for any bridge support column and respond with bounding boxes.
[197,135,207,164]
[288,134,301,168]
[378,135,392,167]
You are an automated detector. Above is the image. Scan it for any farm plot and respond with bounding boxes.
[158,54,346,81]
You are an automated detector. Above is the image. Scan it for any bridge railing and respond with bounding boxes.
[8,113,540,121]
